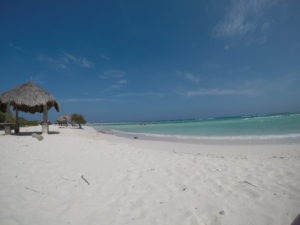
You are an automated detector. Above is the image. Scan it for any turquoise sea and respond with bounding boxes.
[91,112,300,140]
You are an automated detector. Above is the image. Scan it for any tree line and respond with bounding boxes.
[0,111,39,126]
[1,112,87,129]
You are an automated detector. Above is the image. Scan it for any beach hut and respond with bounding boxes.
[0,82,60,134]
[57,114,71,126]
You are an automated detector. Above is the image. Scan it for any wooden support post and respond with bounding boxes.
[4,125,11,135]
[5,102,10,122]
[4,102,11,135]
[15,109,20,134]
[42,104,48,133]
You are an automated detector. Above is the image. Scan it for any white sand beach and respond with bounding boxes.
[0,125,300,225]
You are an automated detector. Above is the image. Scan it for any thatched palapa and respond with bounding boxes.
[57,114,71,127]
[0,82,59,113]
[58,114,71,122]
[0,82,60,134]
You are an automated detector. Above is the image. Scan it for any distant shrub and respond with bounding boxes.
[71,114,86,129]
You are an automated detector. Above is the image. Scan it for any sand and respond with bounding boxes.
[0,125,300,225]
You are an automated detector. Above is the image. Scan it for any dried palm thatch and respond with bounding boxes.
[58,114,71,122]
[0,82,60,113]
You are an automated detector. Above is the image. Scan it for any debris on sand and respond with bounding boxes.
[81,175,90,185]
[32,133,43,141]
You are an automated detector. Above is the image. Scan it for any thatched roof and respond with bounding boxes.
[0,82,60,113]
[58,114,71,122]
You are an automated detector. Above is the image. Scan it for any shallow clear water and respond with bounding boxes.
[91,112,300,139]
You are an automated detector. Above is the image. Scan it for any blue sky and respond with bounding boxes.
[1,0,300,122]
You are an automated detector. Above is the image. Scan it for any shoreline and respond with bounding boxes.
[88,111,300,145]
[92,126,300,145]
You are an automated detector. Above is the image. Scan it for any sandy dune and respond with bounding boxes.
[0,125,300,225]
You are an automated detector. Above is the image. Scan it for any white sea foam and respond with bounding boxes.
[94,127,300,141]
[132,132,300,140]
[251,115,283,120]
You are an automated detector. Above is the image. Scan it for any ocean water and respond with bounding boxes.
[91,112,300,140]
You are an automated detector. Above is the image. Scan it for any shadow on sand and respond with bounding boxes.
[15,131,60,136]
[291,215,300,225]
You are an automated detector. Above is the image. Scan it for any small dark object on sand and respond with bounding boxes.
[219,210,225,215]
[240,180,257,187]
[133,136,138,139]
[81,175,90,185]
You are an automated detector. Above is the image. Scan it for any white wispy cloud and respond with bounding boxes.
[117,79,128,85]
[38,52,93,69]
[184,88,260,97]
[37,55,68,70]
[177,70,201,82]
[99,70,126,79]
[113,92,165,98]
[60,98,106,103]
[185,72,201,83]
[107,79,128,90]
[99,53,110,60]
[213,0,281,41]
[8,42,23,51]
[224,45,230,50]
[61,51,94,68]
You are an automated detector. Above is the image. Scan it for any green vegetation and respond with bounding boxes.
[0,111,15,123]
[0,112,5,123]
[18,117,39,126]
[71,113,86,129]
[0,111,38,126]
